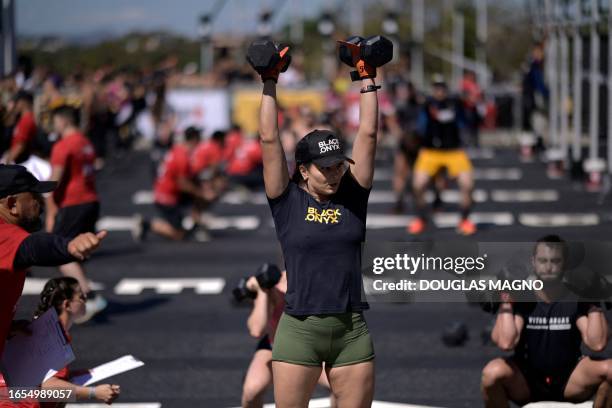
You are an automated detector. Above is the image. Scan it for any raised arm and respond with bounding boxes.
[350,78,379,189]
[246,40,291,199]
[260,80,289,199]
[337,35,393,189]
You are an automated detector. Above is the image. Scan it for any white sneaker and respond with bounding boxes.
[76,294,108,324]
[193,229,211,243]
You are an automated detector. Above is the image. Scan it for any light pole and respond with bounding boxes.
[198,14,213,75]
[382,11,400,65]
[411,0,425,89]
[258,10,273,38]
[318,12,335,82]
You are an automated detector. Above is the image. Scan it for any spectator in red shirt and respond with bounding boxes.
[191,130,229,208]
[148,126,207,241]
[226,135,264,190]
[2,91,37,164]
[47,106,105,323]
[0,164,106,360]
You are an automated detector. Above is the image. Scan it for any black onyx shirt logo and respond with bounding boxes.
[318,139,340,154]
[305,207,341,224]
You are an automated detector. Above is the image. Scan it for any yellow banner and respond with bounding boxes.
[232,88,326,135]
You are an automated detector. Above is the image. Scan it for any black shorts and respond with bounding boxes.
[53,201,100,239]
[155,203,185,230]
[256,334,272,351]
[397,137,419,164]
[514,357,578,402]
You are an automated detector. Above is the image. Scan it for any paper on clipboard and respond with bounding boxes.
[0,308,74,387]
[71,355,144,386]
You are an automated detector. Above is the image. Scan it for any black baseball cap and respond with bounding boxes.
[295,129,354,167]
[0,165,57,199]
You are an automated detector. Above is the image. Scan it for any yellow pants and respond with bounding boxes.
[414,148,473,178]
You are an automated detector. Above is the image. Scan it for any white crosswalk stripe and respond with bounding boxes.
[519,213,600,227]
[97,215,260,232]
[373,167,522,182]
[22,278,104,295]
[366,212,514,229]
[114,278,225,295]
[134,187,562,206]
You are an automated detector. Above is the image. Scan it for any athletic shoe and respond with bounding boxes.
[193,228,211,242]
[457,219,477,236]
[131,214,149,242]
[76,294,108,324]
[407,218,426,235]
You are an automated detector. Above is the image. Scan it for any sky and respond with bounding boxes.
[16,0,330,38]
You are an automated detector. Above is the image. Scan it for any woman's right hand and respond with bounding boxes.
[246,276,261,292]
[95,384,120,405]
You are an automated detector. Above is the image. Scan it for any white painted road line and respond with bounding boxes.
[374,167,522,182]
[433,212,515,227]
[491,190,559,202]
[466,147,495,159]
[22,278,104,295]
[366,212,515,229]
[115,278,225,295]
[372,189,488,204]
[97,215,260,232]
[135,188,560,207]
[519,213,600,227]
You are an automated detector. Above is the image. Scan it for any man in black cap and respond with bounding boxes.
[0,164,106,358]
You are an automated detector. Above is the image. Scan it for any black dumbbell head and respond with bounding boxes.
[246,40,280,74]
[362,35,393,67]
[256,263,282,289]
[338,36,364,67]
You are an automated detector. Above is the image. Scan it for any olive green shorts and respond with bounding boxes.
[272,312,375,367]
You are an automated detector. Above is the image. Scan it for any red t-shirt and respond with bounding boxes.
[226,139,262,176]
[11,112,37,149]
[224,131,243,160]
[154,144,192,206]
[0,219,29,360]
[50,132,98,208]
[191,140,225,175]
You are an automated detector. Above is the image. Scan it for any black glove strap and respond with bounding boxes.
[360,84,381,93]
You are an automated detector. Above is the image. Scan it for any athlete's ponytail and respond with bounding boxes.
[34,277,80,319]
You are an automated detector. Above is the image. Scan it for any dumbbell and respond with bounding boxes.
[232,263,282,303]
[255,263,282,289]
[338,35,393,81]
[246,40,291,80]
[441,321,469,347]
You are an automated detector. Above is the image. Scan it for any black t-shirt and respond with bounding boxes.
[268,169,370,315]
[422,97,464,149]
[513,300,591,374]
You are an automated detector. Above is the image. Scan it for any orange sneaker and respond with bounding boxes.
[457,219,477,236]
[407,218,427,235]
